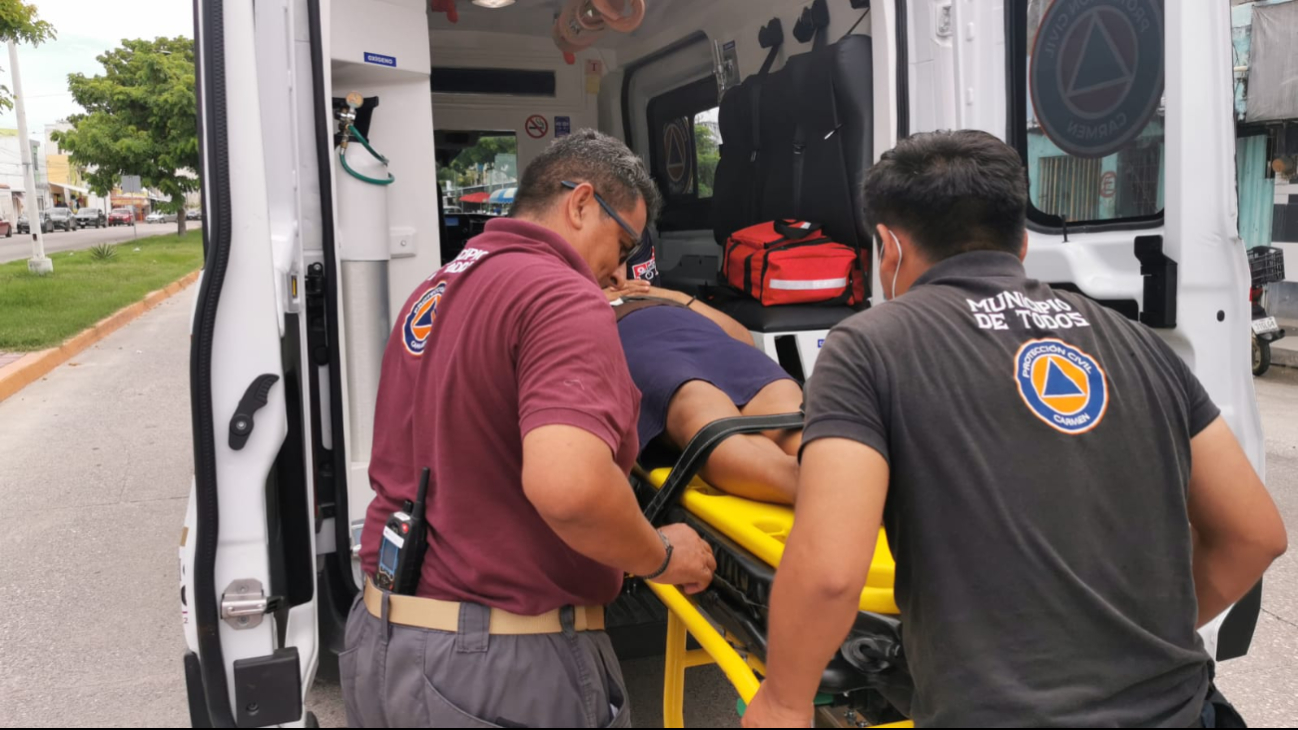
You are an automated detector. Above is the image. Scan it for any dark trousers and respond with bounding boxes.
[341,594,632,728]
[1194,681,1247,728]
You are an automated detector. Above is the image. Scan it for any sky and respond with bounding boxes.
[0,0,195,140]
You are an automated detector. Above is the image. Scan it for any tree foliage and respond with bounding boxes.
[52,37,198,235]
[441,135,517,187]
[695,122,720,198]
[450,135,516,173]
[0,0,56,111]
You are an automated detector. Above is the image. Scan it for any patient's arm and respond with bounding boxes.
[646,285,755,346]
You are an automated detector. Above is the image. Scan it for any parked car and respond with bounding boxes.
[47,207,75,232]
[109,208,135,226]
[0,218,10,238]
[16,213,52,234]
[186,209,202,221]
[146,210,179,224]
[75,207,107,229]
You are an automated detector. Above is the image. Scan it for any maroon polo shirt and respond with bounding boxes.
[360,218,641,615]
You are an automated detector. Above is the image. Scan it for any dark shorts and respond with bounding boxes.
[617,305,794,453]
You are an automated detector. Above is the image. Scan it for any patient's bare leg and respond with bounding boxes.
[739,379,804,456]
[664,380,798,504]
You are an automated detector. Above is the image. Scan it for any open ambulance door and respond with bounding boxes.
[182,0,446,724]
[899,0,1263,661]
[183,0,320,724]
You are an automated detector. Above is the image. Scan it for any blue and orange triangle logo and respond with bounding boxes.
[1043,360,1085,397]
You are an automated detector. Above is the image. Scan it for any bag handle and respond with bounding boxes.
[772,219,822,240]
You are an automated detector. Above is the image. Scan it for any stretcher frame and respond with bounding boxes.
[633,413,914,728]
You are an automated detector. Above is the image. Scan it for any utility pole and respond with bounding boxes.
[8,40,51,274]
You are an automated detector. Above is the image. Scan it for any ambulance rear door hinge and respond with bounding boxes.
[220,579,284,630]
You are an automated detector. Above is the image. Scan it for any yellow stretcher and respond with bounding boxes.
[634,417,915,730]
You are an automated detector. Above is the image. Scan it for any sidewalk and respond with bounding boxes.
[1273,318,1298,369]
[0,293,196,727]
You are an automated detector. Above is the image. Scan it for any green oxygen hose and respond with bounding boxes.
[339,123,395,186]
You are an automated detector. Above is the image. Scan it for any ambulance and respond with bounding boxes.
[180,0,1268,726]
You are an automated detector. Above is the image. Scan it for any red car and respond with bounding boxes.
[108,208,135,226]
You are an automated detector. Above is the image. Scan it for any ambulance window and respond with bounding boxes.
[646,77,720,231]
[430,67,557,97]
[435,131,517,261]
[435,131,518,214]
[1012,0,1166,228]
[695,108,721,199]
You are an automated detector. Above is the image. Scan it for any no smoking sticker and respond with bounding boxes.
[525,115,549,139]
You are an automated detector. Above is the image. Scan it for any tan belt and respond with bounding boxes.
[363,578,605,635]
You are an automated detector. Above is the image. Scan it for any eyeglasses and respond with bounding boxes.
[561,180,644,263]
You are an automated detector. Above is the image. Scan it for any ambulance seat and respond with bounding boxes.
[705,33,875,367]
[713,34,874,256]
[704,297,857,334]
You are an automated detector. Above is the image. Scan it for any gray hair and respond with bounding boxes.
[511,128,662,224]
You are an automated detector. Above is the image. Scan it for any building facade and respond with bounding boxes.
[0,128,50,219]
[1233,0,1298,316]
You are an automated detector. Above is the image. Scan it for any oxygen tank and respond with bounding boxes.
[335,106,392,474]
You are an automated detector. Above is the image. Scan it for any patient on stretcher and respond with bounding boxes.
[604,270,803,504]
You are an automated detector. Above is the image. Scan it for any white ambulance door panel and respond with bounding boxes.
[185,0,302,725]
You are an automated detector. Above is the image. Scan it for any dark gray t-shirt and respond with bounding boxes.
[804,251,1218,728]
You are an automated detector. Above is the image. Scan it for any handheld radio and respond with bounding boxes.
[375,467,432,595]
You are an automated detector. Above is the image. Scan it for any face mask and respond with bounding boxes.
[887,230,904,301]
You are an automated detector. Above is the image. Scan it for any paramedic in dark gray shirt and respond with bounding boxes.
[743,130,1288,728]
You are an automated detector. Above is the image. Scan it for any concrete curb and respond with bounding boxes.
[1271,320,1298,370]
[0,270,200,404]
[1273,343,1298,369]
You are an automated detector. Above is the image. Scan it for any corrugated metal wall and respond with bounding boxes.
[1038,156,1102,224]
[1236,134,1275,249]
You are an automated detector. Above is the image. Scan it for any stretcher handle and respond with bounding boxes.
[643,411,804,526]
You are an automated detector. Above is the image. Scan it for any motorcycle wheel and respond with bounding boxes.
[1253,334,1271,377]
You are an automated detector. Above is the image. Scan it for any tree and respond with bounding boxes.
[447,135,517,186]
[52,37,198,236]
[0,0,55,111]
[695,122,720,198]
[451,135,516,173]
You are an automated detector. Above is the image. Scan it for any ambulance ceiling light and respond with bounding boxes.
[472,0,515,7]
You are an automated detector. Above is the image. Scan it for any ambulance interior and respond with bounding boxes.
[187,0,1264,726]
[313,0,905,722]
[339,0,882,379]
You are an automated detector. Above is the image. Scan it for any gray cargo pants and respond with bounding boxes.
[340,593,632,728]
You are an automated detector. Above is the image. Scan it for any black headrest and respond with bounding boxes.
[793,0,830,44]
[758,18,784,49]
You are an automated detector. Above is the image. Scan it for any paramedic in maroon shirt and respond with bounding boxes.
[344,129,715,728]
